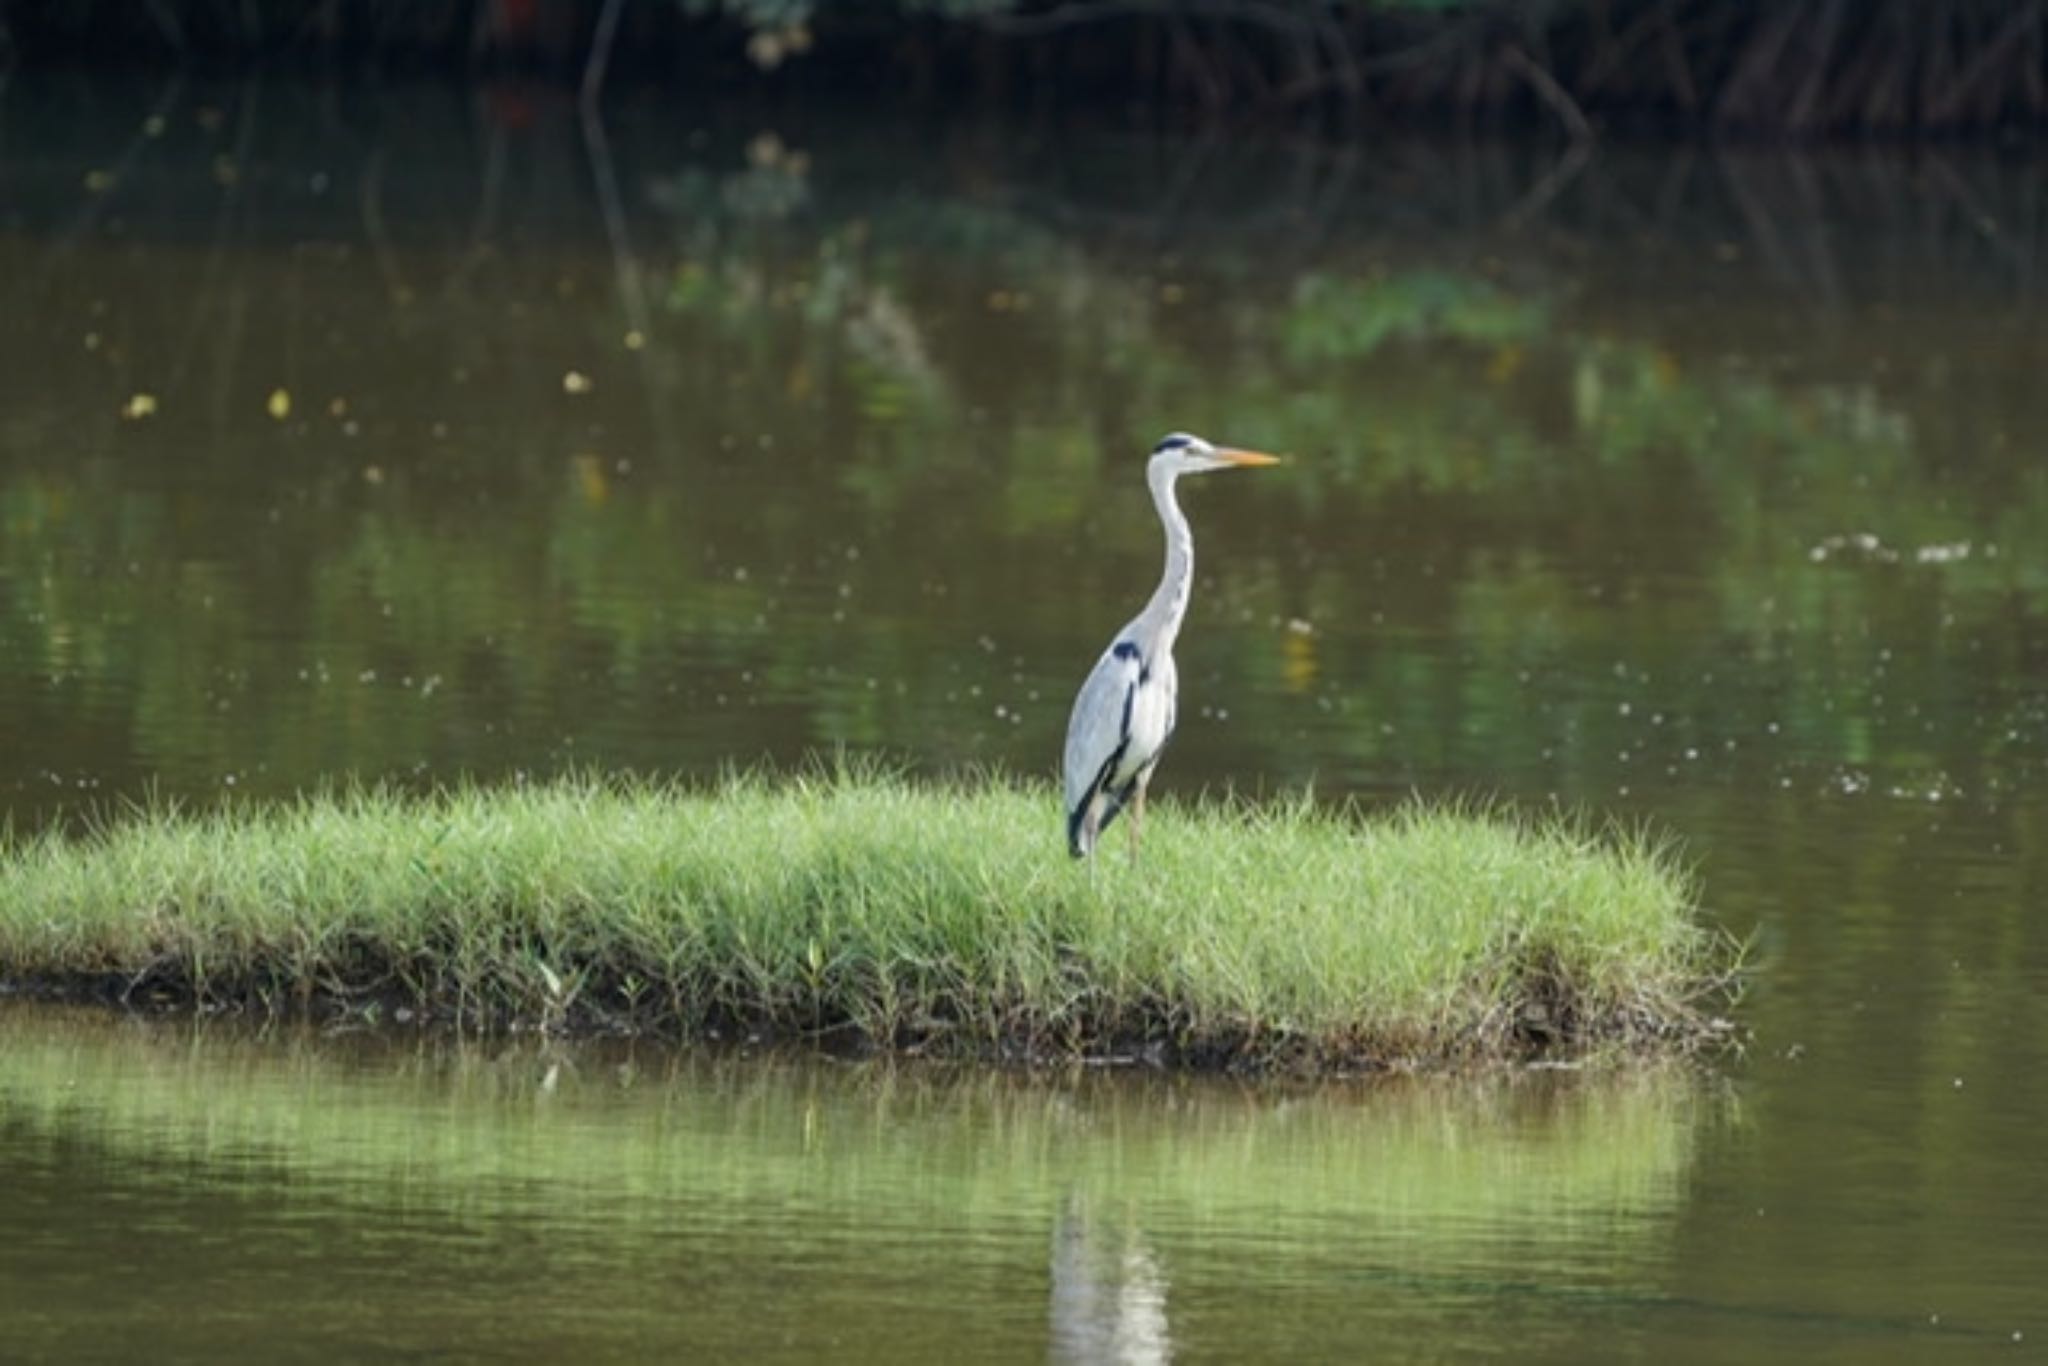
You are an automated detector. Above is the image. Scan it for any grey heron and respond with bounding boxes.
[1062,432,1280,860]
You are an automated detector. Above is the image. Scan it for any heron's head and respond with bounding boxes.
[1147,431,1282,478]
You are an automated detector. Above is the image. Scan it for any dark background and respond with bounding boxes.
[6,1,2048,138]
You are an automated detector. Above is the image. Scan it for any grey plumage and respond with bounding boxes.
[1062,432,1279,860]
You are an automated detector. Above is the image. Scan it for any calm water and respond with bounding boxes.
[3,75,2047,1359]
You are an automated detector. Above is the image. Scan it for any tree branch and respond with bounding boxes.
[1501,42,1593,143]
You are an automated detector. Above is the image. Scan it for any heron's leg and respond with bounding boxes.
[1128,776,1149,865]
[1081,800,1101,885]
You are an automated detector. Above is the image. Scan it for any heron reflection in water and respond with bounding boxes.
[1049,1192,1171,1365]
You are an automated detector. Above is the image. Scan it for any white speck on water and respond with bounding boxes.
[1809,531,1896,563]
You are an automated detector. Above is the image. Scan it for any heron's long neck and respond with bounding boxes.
[1138,465,1194,651]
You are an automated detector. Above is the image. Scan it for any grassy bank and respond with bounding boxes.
[0,769,1733,1068]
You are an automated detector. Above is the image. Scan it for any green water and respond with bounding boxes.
[0,1006,1713,1362]
[3,76,2046,1358]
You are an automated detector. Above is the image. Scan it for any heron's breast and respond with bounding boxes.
[1121,669,1176,774]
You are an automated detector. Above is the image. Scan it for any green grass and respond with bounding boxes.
[0,766,1735,1068]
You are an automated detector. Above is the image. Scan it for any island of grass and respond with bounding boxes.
[0,768,1736,1069]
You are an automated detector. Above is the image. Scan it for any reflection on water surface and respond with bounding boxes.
[4,79,2044,826]
[0,1005,1707,1363]
[2,76,2047,1360]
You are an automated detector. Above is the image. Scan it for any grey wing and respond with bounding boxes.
[1063,643,1141,819]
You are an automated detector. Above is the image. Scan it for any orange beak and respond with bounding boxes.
[1216,447,1282,467]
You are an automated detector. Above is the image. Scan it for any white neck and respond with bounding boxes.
[1134,460,1194,653]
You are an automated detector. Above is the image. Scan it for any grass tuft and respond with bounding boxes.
[0,765,1739,1069]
